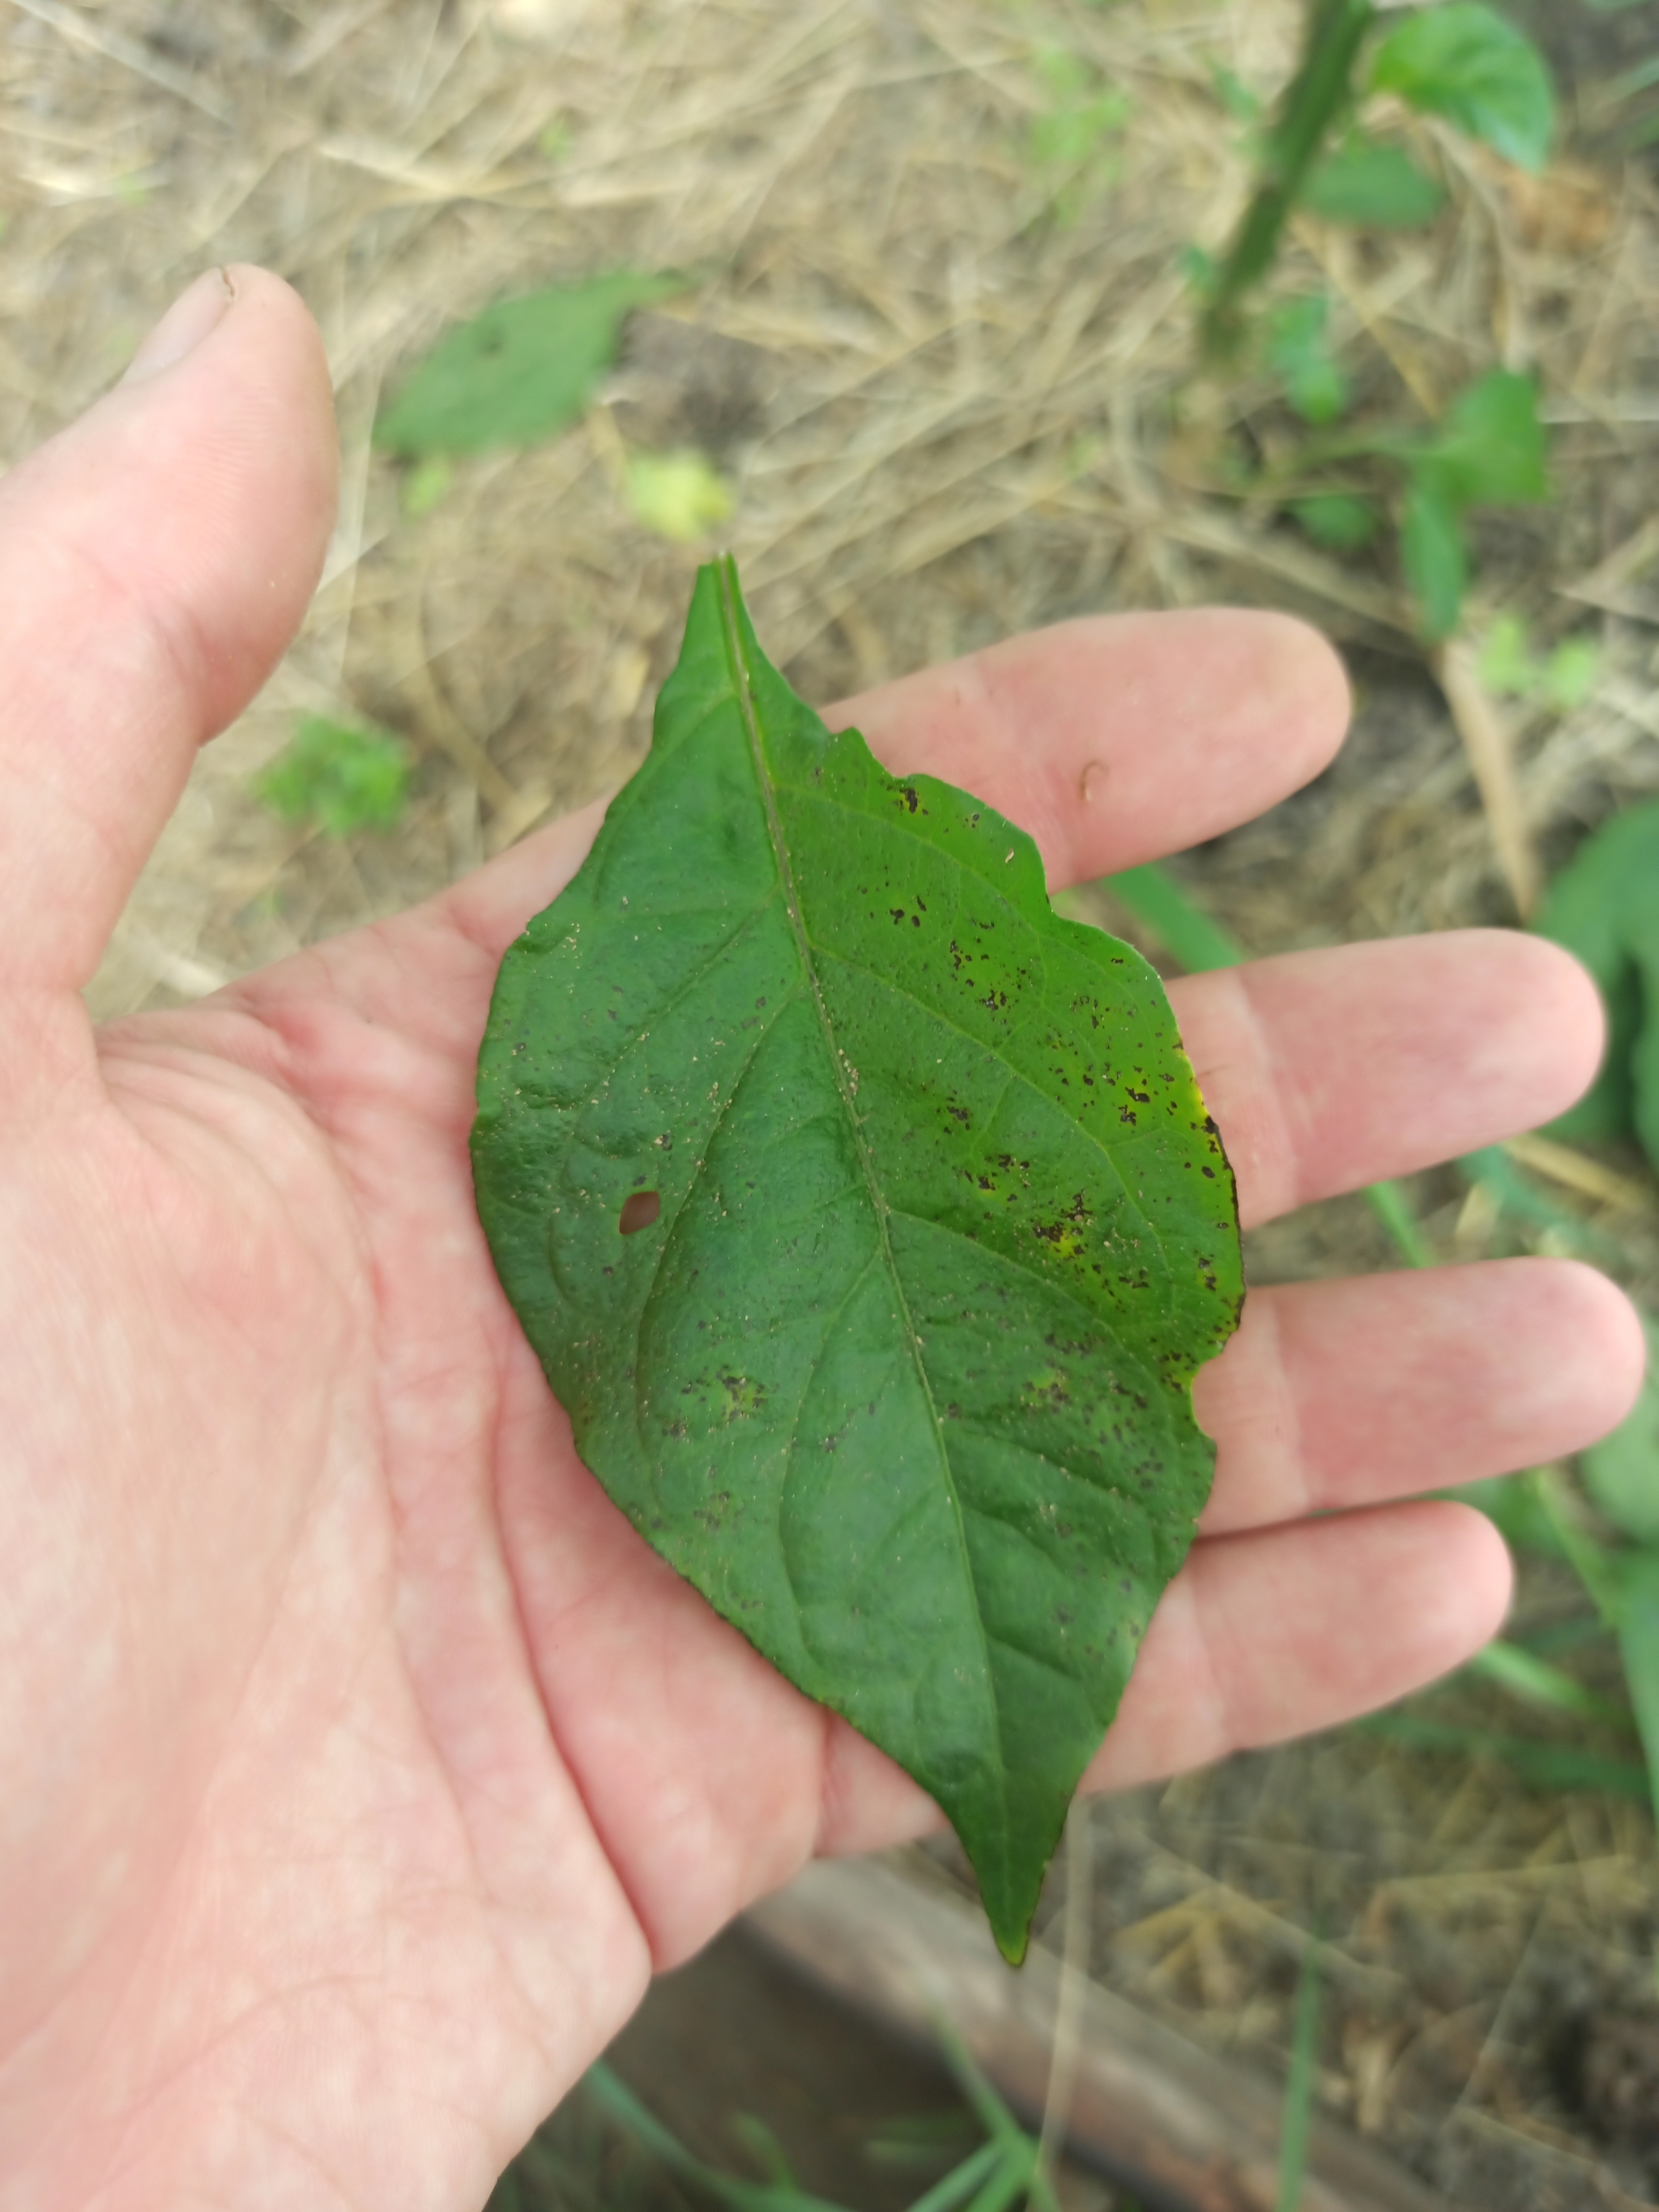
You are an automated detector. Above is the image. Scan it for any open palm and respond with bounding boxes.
[0,271,1640,2212]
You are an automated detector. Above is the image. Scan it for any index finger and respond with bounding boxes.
[830,606,1351,889]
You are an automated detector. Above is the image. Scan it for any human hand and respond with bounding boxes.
[0,269,1640,2212]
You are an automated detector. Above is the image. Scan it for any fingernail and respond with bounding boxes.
[122,267,237,386]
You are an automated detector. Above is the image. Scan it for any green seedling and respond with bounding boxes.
[376,270,684,458]
[258,714,411,838]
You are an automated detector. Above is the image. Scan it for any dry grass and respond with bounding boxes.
[7,1,1659,2204]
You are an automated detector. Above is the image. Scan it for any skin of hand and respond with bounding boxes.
[0,266,1642,2212]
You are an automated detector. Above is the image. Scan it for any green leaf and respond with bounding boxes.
[1290,492,1380,551]
[1416,370,1550,509]
[1400,473,1468,642]
[1583,1312,1659,1544]
[1302,133,1447,228]
[257,714,411,837]
[1265,295,1349,425]
[375,271,684,458]
[471,560,1243,1963]
[1369,2,1555,174]
[1532,801,1659,1153]
[625,448,734,543]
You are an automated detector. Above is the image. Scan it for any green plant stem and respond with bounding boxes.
[1202,0,1378,357]
[1276,1933,1324,2212]
[1363,1180,1434,1268]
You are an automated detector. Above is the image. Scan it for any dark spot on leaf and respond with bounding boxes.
[619,1191,661,1234]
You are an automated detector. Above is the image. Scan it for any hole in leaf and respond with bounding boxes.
[619,1190,661,1235]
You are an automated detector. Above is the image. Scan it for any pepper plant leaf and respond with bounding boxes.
[471,559,1243,1961]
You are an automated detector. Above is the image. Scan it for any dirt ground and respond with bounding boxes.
[8,2,1659,2206]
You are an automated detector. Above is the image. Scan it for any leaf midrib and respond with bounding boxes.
[714,559,1009,1842]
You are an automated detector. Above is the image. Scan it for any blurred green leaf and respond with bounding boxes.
[1027,48,1129,218]
[1291,492,1380,550]
[375,272,684,458]
[1370,2,1555,173]
[1210,64,1263,122]
[1417,369,1550,509]
[258,715,411,837]
[624,448,734,542]
[1545,637,1601,711]
[1468,1637,1632,1727]
[1401,474,1468,641]
[1102,862,1243,971]
[1532,800,1659,1159]
[1303,133,1446,227]
[1443,1469,1572,1561]
[1265,294,1349,425]
[1359,1711,1649,1800]
[1477,611,1536,697]
[1583,1313,1659,1544]
[1179,244,1220,298]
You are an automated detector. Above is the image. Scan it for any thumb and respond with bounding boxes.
[0,265,337,999]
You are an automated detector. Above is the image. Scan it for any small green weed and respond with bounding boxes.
[258,715,411,838]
